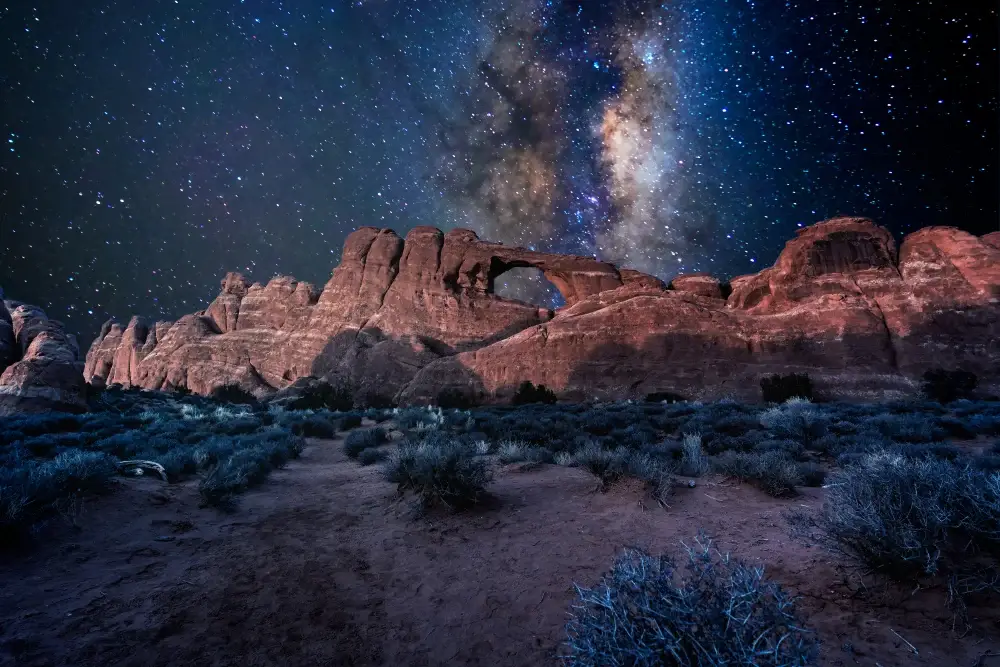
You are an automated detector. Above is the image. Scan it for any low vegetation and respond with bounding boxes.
[922,368,979,404]
[8,375,1000,638]
[343,427,389,459]
[0,389,375,537]
[197,430,304,508]
[209,383,259,405]
[760,372,813,403]
[284,380,355,411]
[382,434,493,509]
[713,450,803,497]
[563,535,818,666]
[793,449,1000,618]
[436,387,478,410]
[512,381,558,405]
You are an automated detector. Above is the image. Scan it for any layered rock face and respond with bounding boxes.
[85,218,1000,404]
[0,293,86,414]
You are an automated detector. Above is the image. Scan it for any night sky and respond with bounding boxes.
[2,0,997,345]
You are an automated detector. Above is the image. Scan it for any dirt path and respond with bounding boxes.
[1,437,997,666]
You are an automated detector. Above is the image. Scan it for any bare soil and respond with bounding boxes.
[1,436,998,667]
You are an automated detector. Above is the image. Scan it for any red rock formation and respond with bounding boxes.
[670,273,724,299]
[85,217,1000,404]
[0,295,86,414]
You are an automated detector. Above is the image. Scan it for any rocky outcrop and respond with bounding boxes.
[670,273,724,300]
[85,218,1000,404]
[0,294,86,414]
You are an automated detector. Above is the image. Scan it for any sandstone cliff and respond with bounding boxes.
[84,218,1000,404]
[0,292,86,414]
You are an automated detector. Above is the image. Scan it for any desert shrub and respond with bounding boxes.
[442,408,475,430]
[357,447,389,466]
[968,413,1000,437]
[0,451,119,539]
[814,431,892,458]
[436,388,477,410]
[713,412,763,437]
[189,436,240,470]
[922,368,978,404]
[643,391,687,403]
[382,437,493,509]
[973,454,1000,473]
[157,448,199,480]
[395,407,439,430]
[367,409,393,424]
[827,419,861,436]
[678,433,710,477]
[648,414,684,435]
[90,432,149,460]
[573,444,674,501]
[639,440,684,463]
[344,428,388,459]
[610,424,657,450]
[807,451,1000,597]
[356,391,396,409]
[198,434,303,508]
[753,438,805,459]
[209,383,258,405]
[574,443,631,489]
[948,398,1000,417]
[695,433,744,456]
[497,440,527,463]
[624,451,675,505]
[713,450,803,497]
[864,413,944,443]
[936,416,977,439]
[285,380,354,411]
[497,440,555,464]
[288,414,339,439]
[758,402,828,445]
[582,411,617,437]
[555,451,575,466]
[214,415,264,436]
[798,462,827,487]
[339,412,363,430]
[760,373,813,403]
[893,442,964,462]
[563,535,817,666]
[511,381,558,405]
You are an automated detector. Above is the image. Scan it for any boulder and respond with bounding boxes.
[0,299,86,413]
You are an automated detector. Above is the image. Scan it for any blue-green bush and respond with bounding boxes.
[564,536,817,666]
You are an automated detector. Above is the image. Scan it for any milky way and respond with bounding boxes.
[1,0,996,341]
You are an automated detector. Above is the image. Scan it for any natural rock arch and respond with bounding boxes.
[488,260,566,307]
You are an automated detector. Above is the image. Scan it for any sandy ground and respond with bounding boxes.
[1,435,998,667]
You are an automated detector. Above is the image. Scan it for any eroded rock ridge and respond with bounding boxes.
[84,219,1000,403]
[0,292,86,414]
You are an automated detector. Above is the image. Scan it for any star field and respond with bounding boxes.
[1,0,996,343]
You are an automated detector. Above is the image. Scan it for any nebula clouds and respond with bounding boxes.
[439,8,568,250]
[440,0,706,285]
[597,15,688,275]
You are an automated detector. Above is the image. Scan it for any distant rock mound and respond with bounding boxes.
[0,292,86,414]
[84,218,1000,404]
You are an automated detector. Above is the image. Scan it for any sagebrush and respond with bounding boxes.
[563,535,817,666]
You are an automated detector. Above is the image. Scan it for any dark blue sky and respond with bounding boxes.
[2,0,996,344]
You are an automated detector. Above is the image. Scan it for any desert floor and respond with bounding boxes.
[2,433,998,667]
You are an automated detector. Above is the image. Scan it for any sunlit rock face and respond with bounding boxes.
[0,296,86,414]
[85,217,1000,405]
